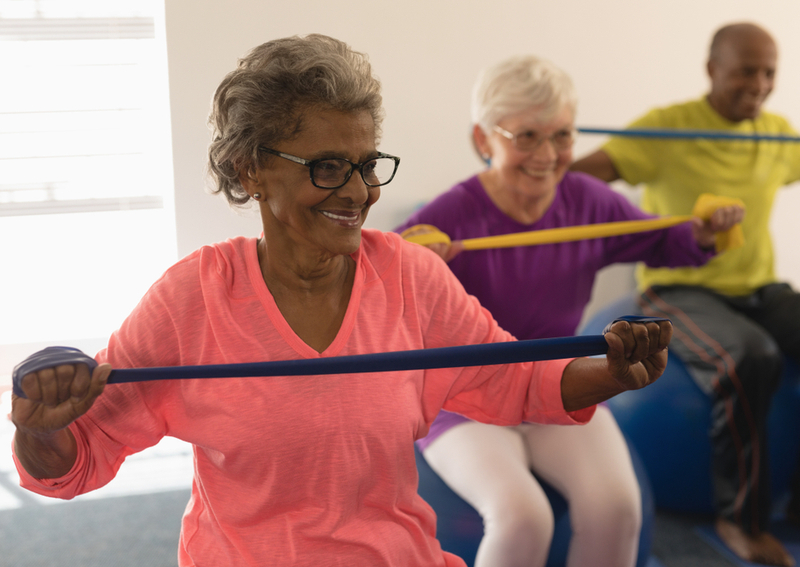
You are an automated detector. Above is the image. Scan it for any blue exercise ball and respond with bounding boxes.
[415,438,654,567]
[580,293,800,514]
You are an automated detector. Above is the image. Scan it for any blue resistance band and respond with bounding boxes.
[577,127,800,143]
[11,316,667,399]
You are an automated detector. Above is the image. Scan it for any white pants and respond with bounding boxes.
[422,406,641,567]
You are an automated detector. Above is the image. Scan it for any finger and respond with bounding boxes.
[723,207,738,229]
[714,206,744,230]
[69,363,93,402]
[603,326,627,360]
[710,209,729,231]
[643,321,662,355]
[20,370,44,402]
[56,364,75,403]
[72,364,111,414]
[707,207,731,232]
[628,321,652,362]
[657,320,673,350]
[37,366,62,406]
[710,208,723,230]
[608,320,635,358]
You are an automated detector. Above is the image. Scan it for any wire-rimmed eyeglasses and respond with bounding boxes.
[258,147,401,189]
[493,125,577,152]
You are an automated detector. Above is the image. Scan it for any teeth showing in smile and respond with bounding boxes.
[523,168,553,177]
[321,210,360,222]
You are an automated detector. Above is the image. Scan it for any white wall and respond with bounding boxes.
[164,0,800,321]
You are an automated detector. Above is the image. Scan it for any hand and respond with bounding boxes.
[603,319,672,391]
[428,240,465,262]
[402,224,464,262]
[691,205,745,249]
[11,362,111,438]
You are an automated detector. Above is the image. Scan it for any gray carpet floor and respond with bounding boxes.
[0,488,740,567]
[0,489,188,567]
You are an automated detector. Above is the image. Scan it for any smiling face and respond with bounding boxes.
[478,105,575,216]
[242,107,381,261]
[707,27,777,123]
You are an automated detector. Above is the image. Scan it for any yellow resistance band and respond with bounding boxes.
[401,193,744,253]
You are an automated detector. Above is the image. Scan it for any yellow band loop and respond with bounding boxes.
[400,224,451,246]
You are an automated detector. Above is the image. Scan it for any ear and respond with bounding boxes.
[472,124,491,162]
[238,166,263,197]
[706,58,715,80]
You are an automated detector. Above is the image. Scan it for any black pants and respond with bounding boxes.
[639,283,800,534]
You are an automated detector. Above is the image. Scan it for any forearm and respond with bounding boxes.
[14,428,78,480]
[569,150,621,182]
[560,357,627,412]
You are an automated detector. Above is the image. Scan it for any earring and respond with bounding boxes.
[253,192,262,200]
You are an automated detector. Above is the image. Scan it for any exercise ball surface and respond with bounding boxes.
[580,293,800,514]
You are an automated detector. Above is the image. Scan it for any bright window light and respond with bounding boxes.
[0,0,176,354]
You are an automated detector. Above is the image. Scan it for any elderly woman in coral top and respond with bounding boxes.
[12,35,672,567]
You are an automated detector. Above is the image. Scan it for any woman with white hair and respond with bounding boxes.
[397,56,743,567]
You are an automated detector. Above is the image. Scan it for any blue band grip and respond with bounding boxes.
[11,316,668,399]
[12,346,98,397]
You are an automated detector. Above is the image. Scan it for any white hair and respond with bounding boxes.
[471,55,577,132]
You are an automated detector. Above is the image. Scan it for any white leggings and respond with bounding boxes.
[422,406,641,567]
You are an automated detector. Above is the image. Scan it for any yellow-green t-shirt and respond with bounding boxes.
[603,97,800,296]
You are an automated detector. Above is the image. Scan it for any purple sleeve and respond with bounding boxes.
[563,172,715,269]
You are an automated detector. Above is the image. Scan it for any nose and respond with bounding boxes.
[336,168,371,204]
[530,136,558,160]
[749,70,773,94]
[758,73,773,93]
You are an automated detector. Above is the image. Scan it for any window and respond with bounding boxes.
[0,0,175,367]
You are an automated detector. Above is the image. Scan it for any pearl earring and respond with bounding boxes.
[253,193,262,200]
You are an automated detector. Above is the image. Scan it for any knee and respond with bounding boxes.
[483,496,555,544]
[738,333,782,389]
[743,332,781,365]
[570,481,642,539]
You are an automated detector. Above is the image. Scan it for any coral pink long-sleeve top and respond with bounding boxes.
[14,230,591,566]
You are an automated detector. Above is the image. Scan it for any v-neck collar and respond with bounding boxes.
[246,237,364,358]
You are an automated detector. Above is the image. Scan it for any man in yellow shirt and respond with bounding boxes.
[572,22,800,567]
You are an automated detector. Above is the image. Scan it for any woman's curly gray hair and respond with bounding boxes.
[207,34,384,206]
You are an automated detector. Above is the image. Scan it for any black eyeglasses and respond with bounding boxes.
[258,147,401,189]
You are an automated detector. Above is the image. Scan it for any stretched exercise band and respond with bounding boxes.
[403,193,745,252]
[577,127,800,143]
[11,316,667,399]
[404,216,692,249]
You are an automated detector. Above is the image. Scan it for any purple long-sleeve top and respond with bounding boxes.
[396,171,715,450]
